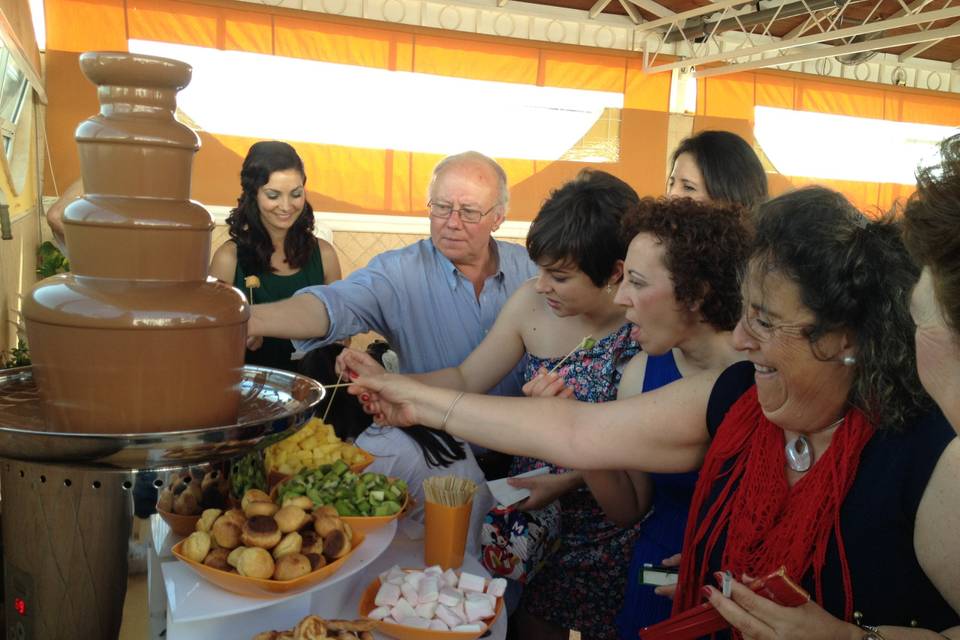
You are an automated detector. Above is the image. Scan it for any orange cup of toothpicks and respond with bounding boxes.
[423,476,476,570]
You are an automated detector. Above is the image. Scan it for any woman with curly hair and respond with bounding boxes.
[210,141,341,372]
[576,197,752,639]
[351,186,960,639]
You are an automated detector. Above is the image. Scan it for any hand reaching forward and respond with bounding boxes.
[522,368,575,399]
[336,347,386,380]
[348,373,426,427]
[508,471,577,511]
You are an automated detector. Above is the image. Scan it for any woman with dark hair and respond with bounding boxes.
[351,186,960,639]
[210,141,341,372]
[341,168,642,640]
[578,197,750,639]
[668,130,768,210]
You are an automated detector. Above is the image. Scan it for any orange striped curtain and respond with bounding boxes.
[43,0,672,218]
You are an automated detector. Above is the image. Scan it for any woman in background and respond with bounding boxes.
[210,140,341,372]
[666,129,768,208]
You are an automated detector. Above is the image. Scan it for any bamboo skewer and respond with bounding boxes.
[423,475,477,507]
[321,370,343,423]
[547,334,595,375]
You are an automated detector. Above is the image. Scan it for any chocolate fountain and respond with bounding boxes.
[0,52,323,639]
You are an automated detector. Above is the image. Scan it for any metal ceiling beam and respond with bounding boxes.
[899,38,943,60]
[622,0,675,19]
[646,5,960,72]
[662,0,846,44]
[588,0,614,18]
[635,0,754,32]
[618,0,643,24]
[693,21,960,77]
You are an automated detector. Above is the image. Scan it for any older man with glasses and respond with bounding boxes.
[248,151,537,473]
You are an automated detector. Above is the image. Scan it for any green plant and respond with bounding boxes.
[0,337,29,368]
[37,241,69,278]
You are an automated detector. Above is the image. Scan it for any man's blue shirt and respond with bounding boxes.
[293,238,538,397]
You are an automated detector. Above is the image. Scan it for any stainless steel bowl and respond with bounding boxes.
[0,365,323,469]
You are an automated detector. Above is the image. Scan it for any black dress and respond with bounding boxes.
[695,361,959,632]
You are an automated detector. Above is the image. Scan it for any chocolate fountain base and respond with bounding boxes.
[1,460,135,640]
[0,365,324,639]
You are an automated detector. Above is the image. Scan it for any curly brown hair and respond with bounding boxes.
[620,197,751,331]
[903,133,960,332]
[752,187,929,430]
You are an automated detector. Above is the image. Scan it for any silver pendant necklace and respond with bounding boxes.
[784,417,845,473]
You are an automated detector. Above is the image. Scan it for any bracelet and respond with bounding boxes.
[853,613,889,640]
[440,391,465,431]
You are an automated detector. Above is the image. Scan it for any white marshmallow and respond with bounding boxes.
[374,582,401,607]
[487,578,507,598]
[418,576,440,603]
[438,587,463,608]
[390,598,417,622]
[381,565,405,583]
[429,619,450,631]
[415,602,438,619]
[443,568,459,587]
[435,604,464,628]
[458,572,486,593]
[424,565,444,576]
[453,624,484,632]
[399,616,432,629]
[403,571,425,588]
[367,606,391,621]
[400,582,420,605]
[465,593,495,622]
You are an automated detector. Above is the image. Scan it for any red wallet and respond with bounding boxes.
[638,567,809,640]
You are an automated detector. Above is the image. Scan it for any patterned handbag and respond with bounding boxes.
[480,501,562,584]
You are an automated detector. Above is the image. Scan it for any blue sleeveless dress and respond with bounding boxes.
[615,351,699,639]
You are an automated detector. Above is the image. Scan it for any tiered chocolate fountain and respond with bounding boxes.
[0,52,323,639]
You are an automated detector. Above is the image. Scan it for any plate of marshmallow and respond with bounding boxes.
[358,566,505,640]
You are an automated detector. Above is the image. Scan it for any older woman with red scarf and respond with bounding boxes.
[347,186,960,640]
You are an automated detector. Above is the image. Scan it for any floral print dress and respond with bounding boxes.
[512,323,641,640]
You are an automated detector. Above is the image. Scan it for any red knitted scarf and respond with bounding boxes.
[674,387,874,625]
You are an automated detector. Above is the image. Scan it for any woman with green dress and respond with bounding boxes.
[210,141,342,372]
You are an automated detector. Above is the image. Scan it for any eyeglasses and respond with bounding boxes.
[740,305,814,342]
[427,200,499,224]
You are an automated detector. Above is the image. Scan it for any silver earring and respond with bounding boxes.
[842,355,857,367]
[606,284,613,294]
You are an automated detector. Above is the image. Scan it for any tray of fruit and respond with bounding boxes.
[358,566,505,640]
[265,417,373,478]
[273,462,409,534]
[172,489,365,597]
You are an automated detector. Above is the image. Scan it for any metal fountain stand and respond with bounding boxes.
[0,365,323,640]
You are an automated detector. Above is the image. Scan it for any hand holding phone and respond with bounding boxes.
[641,563,679,587]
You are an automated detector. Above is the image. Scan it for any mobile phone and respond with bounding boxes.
[640,563,679,586]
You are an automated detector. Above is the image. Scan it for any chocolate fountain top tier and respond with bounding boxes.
[74,51,199,201]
